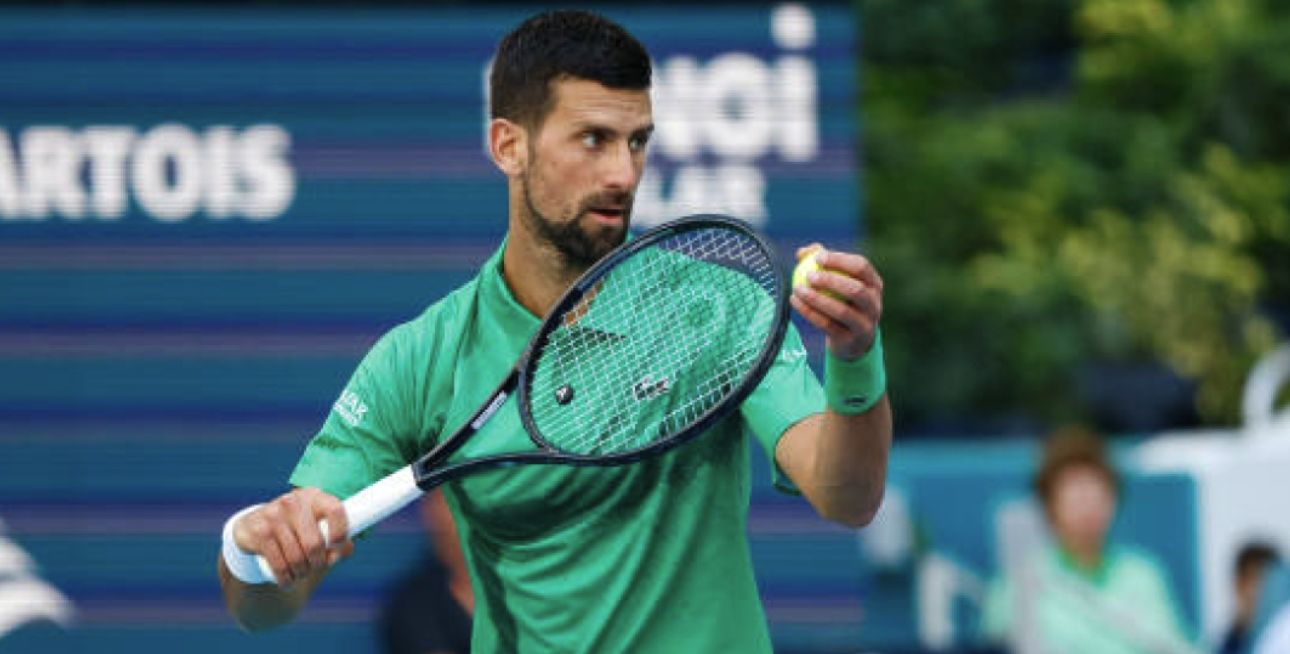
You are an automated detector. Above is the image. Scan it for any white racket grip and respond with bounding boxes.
[335,465,423,537]
[249,466,423,585]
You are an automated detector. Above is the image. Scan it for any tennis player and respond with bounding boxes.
[218,10,892,652]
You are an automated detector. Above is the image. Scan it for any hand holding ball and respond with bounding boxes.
[790,243,885,366]
[793,247,844,301]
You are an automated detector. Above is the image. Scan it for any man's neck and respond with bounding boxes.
[1059,540,1107,578]
[500,230,583,318]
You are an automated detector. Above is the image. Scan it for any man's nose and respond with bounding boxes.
[601,141,640,191]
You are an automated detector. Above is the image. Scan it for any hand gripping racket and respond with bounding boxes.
[250,214,789,583]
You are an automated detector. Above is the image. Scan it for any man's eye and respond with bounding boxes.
[582,133,601,148]
[629,135,649,152]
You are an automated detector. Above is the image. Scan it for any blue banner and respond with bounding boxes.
[0,4,862,653]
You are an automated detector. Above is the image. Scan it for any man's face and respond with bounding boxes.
[519,78,653,270]
[1236,562,1270,622]
[1048,464,1117,556]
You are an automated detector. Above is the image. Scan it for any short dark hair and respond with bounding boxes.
[1236,541,1280,579]
[1033,425,1121,513]
[489,10,651,129]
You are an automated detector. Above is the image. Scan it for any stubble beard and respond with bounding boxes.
[520,167,632,273]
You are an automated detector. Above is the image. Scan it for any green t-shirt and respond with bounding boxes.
[981,542,1194,654]
[290,245,825,653]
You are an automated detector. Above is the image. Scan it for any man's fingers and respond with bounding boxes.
[796,242,824,261]
[807,269,865,304]
[286,493,327,570]
[270,490,327,584]
[239,511,292,584]
[249,506,299,586]
[270,512,311,584]
[792,286,879,359]
[790,293,847,337]
[799,251,883,331]
[794,283,874,332]
[815,250,883,291]
[260,537,293,588]
[809,271,882,322]
[325,539,356,567]
[226,488,349,587]
[317,499,350,547]
[790,243,886,359]
[235,487,347,585]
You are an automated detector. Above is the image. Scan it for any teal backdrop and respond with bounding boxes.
[0,4,1204,652]
[0,4,868,653]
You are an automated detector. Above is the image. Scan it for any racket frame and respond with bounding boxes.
[411,213,790,490]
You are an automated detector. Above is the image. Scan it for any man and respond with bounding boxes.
[218,10,891,652]
[1218,542,1279,654]
[981,427,1193,654]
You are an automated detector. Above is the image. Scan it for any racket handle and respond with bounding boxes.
[336,465,424,536]
[249,466,422,585]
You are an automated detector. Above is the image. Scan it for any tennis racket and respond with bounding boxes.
[250,214,789,584]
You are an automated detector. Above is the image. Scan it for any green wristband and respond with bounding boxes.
[824,328,886,415]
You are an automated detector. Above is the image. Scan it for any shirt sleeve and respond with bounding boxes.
[289,325,425,500]
[739,323,825,494]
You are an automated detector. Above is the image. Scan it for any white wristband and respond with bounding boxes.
[221,504,271,585]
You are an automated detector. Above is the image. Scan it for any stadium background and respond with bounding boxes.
[1,1,1289,653]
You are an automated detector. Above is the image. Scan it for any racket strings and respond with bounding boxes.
[529,225,781,456]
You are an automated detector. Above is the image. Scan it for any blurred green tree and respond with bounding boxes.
[861,0,1290,431]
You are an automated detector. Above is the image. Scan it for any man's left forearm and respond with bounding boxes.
[778,395,892,527]
[783,244,892,527]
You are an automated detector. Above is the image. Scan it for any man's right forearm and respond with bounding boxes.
[217,487,351,630]
[218,556,324,632]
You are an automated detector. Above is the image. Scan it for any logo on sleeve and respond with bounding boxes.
[334,389,368,427]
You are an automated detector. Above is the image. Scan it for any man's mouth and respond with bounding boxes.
[586,206,626,223]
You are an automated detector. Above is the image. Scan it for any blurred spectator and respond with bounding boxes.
[1246,560,1290,654]
[379,491,472,654]
[980,427,1196,653]
[1218,542,1280,654]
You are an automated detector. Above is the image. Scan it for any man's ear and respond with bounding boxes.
[489,118,527,177]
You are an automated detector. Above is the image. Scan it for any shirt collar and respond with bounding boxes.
[478,240,542,337]
[1054,543,1116,586]
[483,239,627,340]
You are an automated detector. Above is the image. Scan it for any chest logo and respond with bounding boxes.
[631,375,671,401]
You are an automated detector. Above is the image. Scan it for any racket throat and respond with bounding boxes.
[413,381,517,489]
[412,431,479,490]
[471,392,508,429]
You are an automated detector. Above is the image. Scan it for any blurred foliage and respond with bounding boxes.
[860,0,1290,432]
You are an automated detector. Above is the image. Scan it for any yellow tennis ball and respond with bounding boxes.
[792,250,823,290]
[793,248,844,300]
